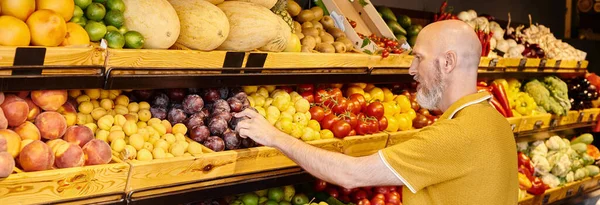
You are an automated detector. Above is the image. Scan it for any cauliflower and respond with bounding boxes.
[532,155,551,175]
[546,136,566,150]
[566,171,575,183]
[541,174,561,188]
[530,141,548,157]
[551,153,572,177]
[517,141,529,153]
[575,168,587,180]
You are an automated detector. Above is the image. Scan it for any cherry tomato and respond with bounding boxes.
[378,116,388,131]
[353,190,368,202]
[357,199,371,205]
[279,86,293,93]
[341,187,354,196]
[332,97,349,114]
[384,192,400,205]
[314,179,328,192]
[387,186,397,192]
[341,112,358,128]
[356,120,370,135]
[339,195,351,203]
[350,94,366,110]
[323,96,336,108]
[298,84,314,93]
[348,99,362,114]
[367,119,379,134]
[387,191,400,198]
[300,91,315,103]
[315,89,330,104]
[309,106,326,122]
[372,194,385,201]
[374,187,389,195]
[324,107,333,116]
[326,187,340,198]
[320,114,339,130]
[371,199,385,205]
[328,88,343,99]
[331,120,352,138]
[366,102,385,119]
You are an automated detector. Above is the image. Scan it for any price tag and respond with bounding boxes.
[511,124,517,132]
[244,53,267,74]
[577,61,582,69]
[542,194,550,204]
[539,59,547,68]
[12,47,46,75]
[566,188,573,197]
[578,185,584,195]
[221,52,245,74]
[555,60,562,68]
[533,120,544,130]
[489,58,498,67]
[518,58,527,68]
[578,112,585,123]
[589,114,595,122]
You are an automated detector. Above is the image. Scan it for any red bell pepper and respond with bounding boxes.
[490,82,513,117]
[517,153,533,170]
[490,97,508,117]
[519,165,535,181]
[527,177,546,195]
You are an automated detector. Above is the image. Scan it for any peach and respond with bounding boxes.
[0,137,6,152]
[57,101,77,126]
[31,90,68,111]
[0,108,7,129]
[20,139,34,152]
[24,98,41,121]
[54,142,84,168]
[0,129,22,158]
[46,139,68,153]
[16,91,29,99]
[63,125,94,147]
[19,140,54,172]
[35,111,67,140]
[82,139,112,165]
[0,92,5,104]
[14,121,41,141]
[0,152,15,177]
[1,95,29,127]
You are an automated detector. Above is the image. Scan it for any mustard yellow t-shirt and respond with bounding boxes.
[379,92,518,205]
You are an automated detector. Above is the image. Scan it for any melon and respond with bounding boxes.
[227,0,277,9]
[36,0,75,21]
[0,15,31,46]
[122,0,180,49]
[168,0,229,51]
[259,16,291,52]
[26,9,67,47]
[205,0,224,5]
[1,0,36,21]
[217,1,281,51]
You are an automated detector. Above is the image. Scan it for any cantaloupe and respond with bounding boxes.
[259,16,291,52]
[217,1,281,51]
[122,0,180,49]
[227,0,277,9]
[168,0,229,51]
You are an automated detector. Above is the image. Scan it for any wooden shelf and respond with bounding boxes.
[518,174,600,205]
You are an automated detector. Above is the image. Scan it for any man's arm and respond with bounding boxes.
[235,109,403,189]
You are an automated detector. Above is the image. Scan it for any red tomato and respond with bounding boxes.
[385,203,396,205]
[352,190,368,202]
[314,179,327,192]
[328,88,343,99]
[366,102,385,119]
[315,89,329,104]
[309,106,326,122]
[387,186,396,192]
[371,198,386,205]
[350,94,367,111]
[298,84,314,93]
[300,91,314,103]
[385,192,400,205]
[346,100,358,114]
[372,194,385,201]
[339,195,351,203]
[324,107,333,116]
[368,119,379,134]
[378,116,388,131]
[332,98,349,114]
[356,120,370,135]
[387,191,400,198]
[341,113,358,128]
[340,187,354,196]
[320,114,339,130]
[374,187,389,194]
[349,100,362,114]
[331,120,352,138]
[326,187,340,198]
[279,86,293,93]
[358,199,371,205]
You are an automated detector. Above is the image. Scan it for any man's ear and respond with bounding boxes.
[442,51,457,73]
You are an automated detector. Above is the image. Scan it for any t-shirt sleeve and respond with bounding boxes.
[379,120,474,193]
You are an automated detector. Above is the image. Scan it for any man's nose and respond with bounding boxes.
[408,66,417,76]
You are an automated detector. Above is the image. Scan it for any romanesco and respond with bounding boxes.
[524,80,566,115]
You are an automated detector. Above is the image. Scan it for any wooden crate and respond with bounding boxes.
[386,130,419,146]
[518,114,552,132]
[507,117,523,133]
[517,194,535,205]
[557,111,581,126]
[262,52,369,73]
[0,46,105,67]
[582,174,600,192]
[341,133,389,156]
[530,187,566,205]
[106,48,227,69]
[581,108,600,123]
[562,179,587,199]
[0,156,129,205]
[369,54,413,74]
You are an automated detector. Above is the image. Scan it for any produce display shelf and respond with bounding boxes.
[518,174,600,205]
[0,156,129,205]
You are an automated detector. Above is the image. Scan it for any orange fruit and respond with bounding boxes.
[36,0,75,21]
[1,0,36,21]
[26,10,67,47]
[61,22,90,46]
[0,15,31,46]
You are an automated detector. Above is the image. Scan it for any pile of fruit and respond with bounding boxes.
[567,77,599,110]
[0,90,114,178]
[313,179,402,205]
[287,3,353,53]
[376,6,421,47]
[516,133,600,198]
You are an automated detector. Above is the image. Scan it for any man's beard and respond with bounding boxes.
[416,64,446,110]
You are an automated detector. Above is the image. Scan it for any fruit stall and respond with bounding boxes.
[0,0,599,204]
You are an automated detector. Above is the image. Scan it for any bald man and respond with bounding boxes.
[235,20,517,204]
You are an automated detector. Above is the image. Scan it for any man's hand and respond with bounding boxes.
[234,109,284,147]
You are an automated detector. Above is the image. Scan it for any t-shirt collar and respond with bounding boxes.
[439,92,492,120]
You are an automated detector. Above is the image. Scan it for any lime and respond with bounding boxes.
[70,16,87,28]
[118,26,128,34]
[265,200,279,205]
[105,30,125,49]
[93,0,107,3]
[104,10,124,27]
[407,25,422,37]
[106,0,126,12]
[85,21,107,41]
[291,194,309,205]
[87,19,104,26]
[279,202,291,205]
[241,193,259,205]
[397,15,412,29]
[73,6,84,18]
[106,25,119,33]
[86,3,106,21]
[124,31,144,49]
[75,0,92,9]
[268,187,284,202]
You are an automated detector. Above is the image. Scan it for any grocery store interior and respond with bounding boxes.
[1,0,600,204]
